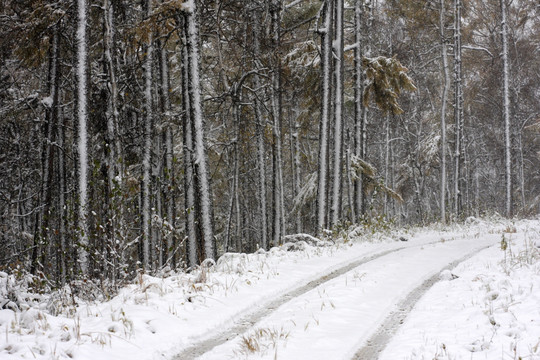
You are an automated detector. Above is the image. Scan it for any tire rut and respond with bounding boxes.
[351,243,494,360]
[172,246,409,360]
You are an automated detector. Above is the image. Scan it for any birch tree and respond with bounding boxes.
[184,0,215,261]
[76,0,89,275]
[500,0,512,218]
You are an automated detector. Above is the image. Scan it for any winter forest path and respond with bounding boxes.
[173,236,497,360]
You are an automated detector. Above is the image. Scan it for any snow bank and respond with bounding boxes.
[380,219,540,360]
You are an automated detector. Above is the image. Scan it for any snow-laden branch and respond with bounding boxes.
[285,0,302,9]
[344,42,358,52]
[462,45,494,58]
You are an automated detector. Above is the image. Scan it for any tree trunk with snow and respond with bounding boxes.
[31,24,59,275]
[354,0,367,220]
[252,7,268,250]
[76,0,89,276]
[142,0,154,269]
[185,1,215,261]
[181,24,198,267]
[316,0,333,234]
[292,113,302,233]
[103,0,122,279]
[439,0,449,225]
[57,102,67,284]
[330,0,344,227]
[453,0,464,217]
[270,0,284,246]
[500,0,512,218]
[158,32,176,267]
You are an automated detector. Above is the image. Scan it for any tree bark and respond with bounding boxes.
[185,1,215,260]
[439,0,449,224]
[76,0,89,275]
[142,0,154,269]
[330,0,344,227]
[453,0,464,217]
[270,0,284,246]
[316,0,333,234]
[500,0,512,218]
[252,6,268,249]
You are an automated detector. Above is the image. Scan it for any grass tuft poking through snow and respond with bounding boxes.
[236,327,290,357]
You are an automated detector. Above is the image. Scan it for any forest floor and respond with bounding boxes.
[1,217,539,360]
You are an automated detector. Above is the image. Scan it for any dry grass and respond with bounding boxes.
[236,327,290,356]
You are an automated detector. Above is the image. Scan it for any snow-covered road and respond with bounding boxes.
[192,237,497,360]
[2,219,538,360]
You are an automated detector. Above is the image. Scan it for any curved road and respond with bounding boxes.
[173,237,497,360]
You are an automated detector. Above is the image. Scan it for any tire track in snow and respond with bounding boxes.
[351,243,494,360]
[172,245,411,360]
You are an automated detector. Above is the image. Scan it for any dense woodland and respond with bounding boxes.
[0,0,539,287]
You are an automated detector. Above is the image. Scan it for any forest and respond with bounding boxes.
[0,0,539,288]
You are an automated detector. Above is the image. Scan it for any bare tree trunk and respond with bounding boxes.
[316,0,332,234]
[185,1,215,260]
[500,0,512,218]
[57,103,66,285]
[291,112,302,233]
[31,25,59,275]
[453,0,464,217]
[346,131,355,221]
[354,0,367,221]
[76,0,89,275]
[384,115,390,215]
[330,0,344,227]
[182,40,197,267]
[142,0,154,269]
[250,6,268,248]
[254,100,268,249]
[158,31,176,267]
[270,0,284,246]
[439,0,449,224]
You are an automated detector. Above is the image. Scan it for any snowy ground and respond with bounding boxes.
[380,223,540,360]
[0,217,539,360]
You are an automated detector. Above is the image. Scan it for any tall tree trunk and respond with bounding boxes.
[384,115,390,215]
[254,100,268,248]
[31,25,59,275]
[103,0,121,280]
[181,31,197,267]
[354,0,367,220]
[251,7,268,249]
[453,0,464,217]
[185,1,215,261]
[57,103,66,285]
[76,0,89,276]
[158,31,176,267]
[316,0,333,234]
[500,0,512,218]
[142,0,154,269]
[291,112,301,233]
[439,0,449,224]
[270,0,284,246]
[330,0,344,227]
